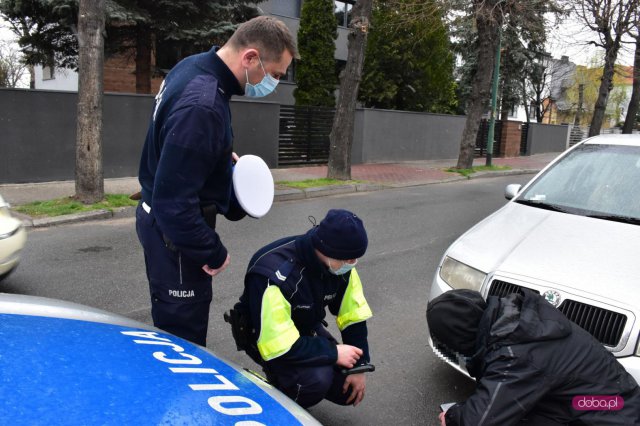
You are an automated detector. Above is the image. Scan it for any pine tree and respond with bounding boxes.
[294,0,338,107]
[359,0,456,113]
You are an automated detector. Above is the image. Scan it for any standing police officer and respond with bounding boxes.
[230,209,374,408]
[136,17,297,347]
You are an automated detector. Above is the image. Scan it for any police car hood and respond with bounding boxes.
[445,202,640,308]
[0,293,320,426]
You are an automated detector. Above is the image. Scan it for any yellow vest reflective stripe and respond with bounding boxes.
[257,285,300,361]
[336,268,373,331]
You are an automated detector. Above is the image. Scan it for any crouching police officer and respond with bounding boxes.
[226,209,374,408]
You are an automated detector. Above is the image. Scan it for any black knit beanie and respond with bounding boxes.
[310,209,368,260]
[427,289,487,356]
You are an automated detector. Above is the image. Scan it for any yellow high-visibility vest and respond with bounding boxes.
[336,268,373,331]
[257,285,300,361]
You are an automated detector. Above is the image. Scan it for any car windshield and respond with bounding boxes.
[518,143,640,222]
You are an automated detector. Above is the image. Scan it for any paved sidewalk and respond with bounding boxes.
[0,152,558,227]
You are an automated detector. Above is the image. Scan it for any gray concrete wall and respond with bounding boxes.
[357,109,466,162]
[0,89,153,184]
[526,123,569,155]
[230,99,280,167]
[1,89,79,184]
[0,88,280,184]
[1,88,571,184]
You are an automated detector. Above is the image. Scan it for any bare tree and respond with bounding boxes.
[327,0,373,180]
[75,0,105,203]
[0,41,27,87]
[570,0,639,136]
[622,12,639,133]
[1,8,37,88]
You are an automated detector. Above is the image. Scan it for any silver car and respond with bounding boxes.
[428,134,640,383]
[0,292,321,425]
[0,194,26,281]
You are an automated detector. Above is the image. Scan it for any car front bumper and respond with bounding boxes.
[0,225,26,275]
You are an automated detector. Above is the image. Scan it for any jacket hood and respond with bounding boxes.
[467,290,572,378]
[488,289,571,347]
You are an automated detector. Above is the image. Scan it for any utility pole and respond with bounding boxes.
[486,26,502,166]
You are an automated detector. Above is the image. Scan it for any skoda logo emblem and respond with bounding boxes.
[543,290,562,307]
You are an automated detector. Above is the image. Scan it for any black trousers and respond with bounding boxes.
[135,203,213,347]
[265,326,351,409]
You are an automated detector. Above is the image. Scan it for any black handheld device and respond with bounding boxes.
[341,364,375,376]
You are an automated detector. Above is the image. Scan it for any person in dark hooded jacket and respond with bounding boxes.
[427,289,640,426]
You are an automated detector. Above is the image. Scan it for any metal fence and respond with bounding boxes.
[278,105,334,166]
[475,119,503,157]
[520,123,529,155]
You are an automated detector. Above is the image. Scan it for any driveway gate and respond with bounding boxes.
[278,105,334,166]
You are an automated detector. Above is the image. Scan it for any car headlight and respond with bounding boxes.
[439,256,487,291]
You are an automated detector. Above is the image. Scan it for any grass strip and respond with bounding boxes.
[277,178,364,189]
[14,194,138,217]
[446,165,511,177]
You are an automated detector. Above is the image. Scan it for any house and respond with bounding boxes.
[542,56,634,128]
[541,55,578,125]
[33,0,355,105]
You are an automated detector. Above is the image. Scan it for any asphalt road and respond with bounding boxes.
[3,174,534,426]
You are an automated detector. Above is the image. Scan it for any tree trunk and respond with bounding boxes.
[29,64,35,89]
[588,47,618,136]
[136,24,152,94]
[521,78,530,124]
[500,100,509,122]
[455,2,500,169]
[327,0,373,180]
[623,36,640,134]
[75,0,105,204]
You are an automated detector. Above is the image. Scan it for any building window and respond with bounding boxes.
[282,59,296,83]
[335,1,354,27]
[42,65,55,80]
[270,0,302,18]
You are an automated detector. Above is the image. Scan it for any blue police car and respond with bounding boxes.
[0,292,321,425]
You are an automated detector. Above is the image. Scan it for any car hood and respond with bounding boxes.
[0,294,319,425]
[446,202,640,307]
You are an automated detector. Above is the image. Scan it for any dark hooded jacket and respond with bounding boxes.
[444,290,640,426]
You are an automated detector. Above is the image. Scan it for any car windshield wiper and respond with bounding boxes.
[515,199,570,213]
[586,214,640,225]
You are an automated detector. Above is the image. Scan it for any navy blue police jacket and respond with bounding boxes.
[238,231,371,367]
[138,47,243,269]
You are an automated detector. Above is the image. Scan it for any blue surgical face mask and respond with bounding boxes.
[329,259,357,276]
[245,57,279,97]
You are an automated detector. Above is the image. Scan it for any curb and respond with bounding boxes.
[13,169,539,228]
[16,207,134,229]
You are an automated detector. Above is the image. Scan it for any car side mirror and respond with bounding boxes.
[504,184,522,200]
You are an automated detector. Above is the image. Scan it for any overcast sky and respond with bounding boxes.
[547,15,636,67]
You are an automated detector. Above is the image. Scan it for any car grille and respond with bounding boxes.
[488,280,627,347]
[489,280,540,298]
